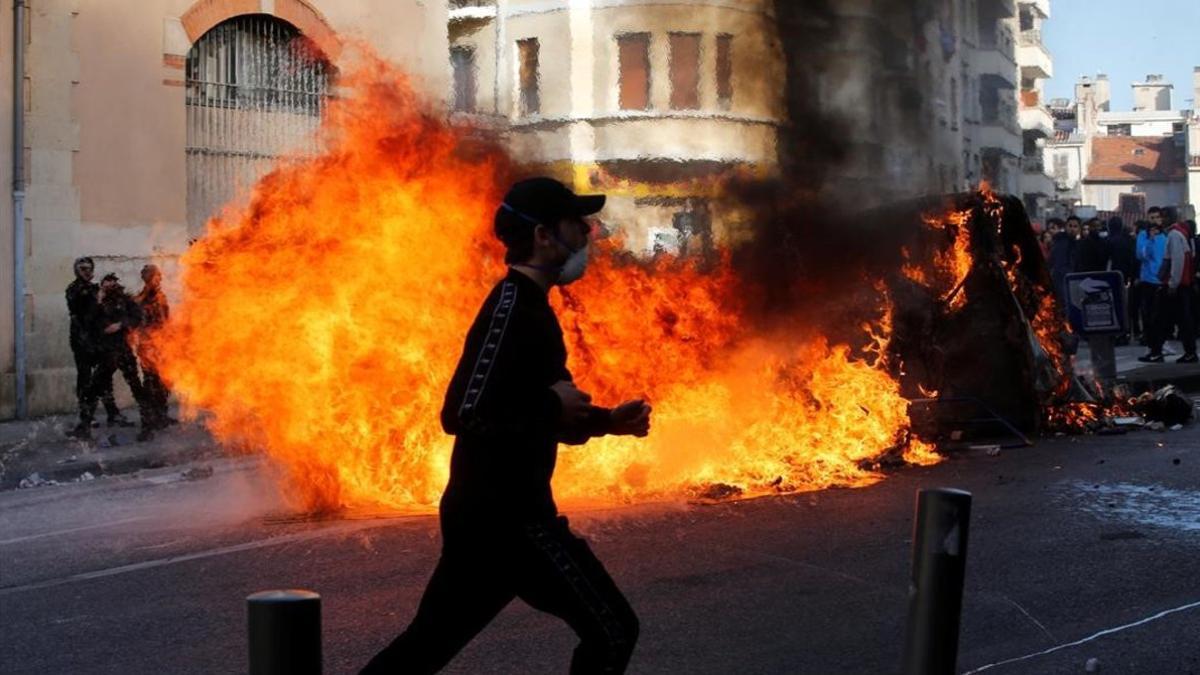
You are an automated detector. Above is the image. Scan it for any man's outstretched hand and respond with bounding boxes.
[611,399,652,437]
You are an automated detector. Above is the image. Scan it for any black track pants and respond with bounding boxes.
[361,517,638,675]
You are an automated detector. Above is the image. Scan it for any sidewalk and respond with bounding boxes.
[1075,338,1200,392]
[0,406,222,490]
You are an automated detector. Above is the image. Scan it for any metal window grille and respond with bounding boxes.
[451,46,477,113]
[185,15,332,235]
[517,38,540,116]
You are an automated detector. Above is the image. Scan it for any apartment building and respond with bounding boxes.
[449,0,785,255]
[1015,0,1055,220]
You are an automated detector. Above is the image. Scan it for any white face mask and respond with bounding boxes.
[556,242,589,285]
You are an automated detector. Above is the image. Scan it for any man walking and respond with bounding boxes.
[362,178,650,674]
[133,264,174,430]
[1141,208,1197,363]
[65,257,131,429]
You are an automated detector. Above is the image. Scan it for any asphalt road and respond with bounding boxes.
[1,426,1198,675]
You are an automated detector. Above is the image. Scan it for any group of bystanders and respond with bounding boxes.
[1039,206,1198,364]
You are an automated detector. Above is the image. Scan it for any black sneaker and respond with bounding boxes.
[1137,353,1165,363]
[1177,353,1199,364]
[107,415,135,428]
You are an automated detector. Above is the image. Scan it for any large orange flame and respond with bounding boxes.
[155,57,936,512]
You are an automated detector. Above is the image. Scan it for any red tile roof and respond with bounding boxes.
[1085,136,1187,182]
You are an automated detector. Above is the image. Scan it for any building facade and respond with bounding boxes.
[1015,0,1055,221]
[1045,71,1198,218]
[449,0,786,255]
[0,0,450,418]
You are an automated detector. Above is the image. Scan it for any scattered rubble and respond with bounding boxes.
[18,472,60,489]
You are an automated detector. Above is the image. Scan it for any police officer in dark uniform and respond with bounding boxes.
[65,257,129,435]
[362,178,651,674]
[73,274,155,442]
[133,264,174,430]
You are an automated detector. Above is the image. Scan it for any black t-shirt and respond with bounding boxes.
[439,269,612,526]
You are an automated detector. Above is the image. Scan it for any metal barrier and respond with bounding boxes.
[248,589,322,675]
[903,488,972,675]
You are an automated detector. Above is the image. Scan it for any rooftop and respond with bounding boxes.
[1084,136,1187,182]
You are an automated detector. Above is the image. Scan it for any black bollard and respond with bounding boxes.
[247,589,322,675]
[903,488,972,675]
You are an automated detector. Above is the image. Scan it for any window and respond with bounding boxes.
[1107,123,1131,136]
[451,46,476,113]
[185,15,330,236]
[1018,8,1034,31]
[669,33,701,110]
[517,38,540,116]
[1053,154,1069,183]
[716,34,734,110]
[618,33,651,111]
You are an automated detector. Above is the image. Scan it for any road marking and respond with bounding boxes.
[962,598,1200,674]
[998,594,1056,642]
[0,520,393,596]
[0,516,151,546]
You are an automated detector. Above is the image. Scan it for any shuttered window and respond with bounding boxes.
[669,33,701,110]
[618,33,651,111]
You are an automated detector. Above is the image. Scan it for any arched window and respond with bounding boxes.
[185,14,332,234]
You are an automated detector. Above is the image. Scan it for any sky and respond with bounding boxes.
[1042,0,1200,111]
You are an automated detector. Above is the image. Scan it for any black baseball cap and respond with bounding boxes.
[495,177,606,244]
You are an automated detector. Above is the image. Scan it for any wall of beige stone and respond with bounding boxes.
[1,0,449,418]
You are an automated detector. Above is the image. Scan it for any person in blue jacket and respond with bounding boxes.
[1136,209,1168,345]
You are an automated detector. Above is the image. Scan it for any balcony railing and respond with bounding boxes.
[982,98,1020,134]
[1018,29,1043,46]
[980,24,1016,53]
[1021,156,1045,173]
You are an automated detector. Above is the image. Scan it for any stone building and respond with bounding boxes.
[0,0,450,418]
